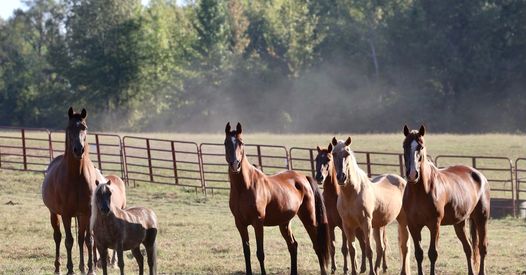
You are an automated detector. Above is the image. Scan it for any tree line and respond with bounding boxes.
[1,0,525,133]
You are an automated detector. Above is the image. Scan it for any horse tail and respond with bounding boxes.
[307,176,330,270]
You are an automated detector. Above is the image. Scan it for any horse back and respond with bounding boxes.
[370,174,406,227]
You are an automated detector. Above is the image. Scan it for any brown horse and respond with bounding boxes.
[315,144,369,274]
[332,137,410,275]
[402,125,490,275]
[224,122,330,275]
[42,107,104,275]
[91,179,158,275]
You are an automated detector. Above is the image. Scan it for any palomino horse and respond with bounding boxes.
[91,179,158,275]
[332,137,410,275]
[315,144,370,274]
[224,122,330,275]
[402,125,490,275]
[42,107,105,275]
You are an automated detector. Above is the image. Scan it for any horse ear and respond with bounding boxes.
[345,136,352,146]
[419,125,426,136]
[95,180,100,186]
[316,146,321,153]
[68,107,74,118]
[331,137,337,146]
[225,122,231,134]
[80,108,87,119]
[328,143,333,152]
[403,125,410,136]
[236,122,242,134]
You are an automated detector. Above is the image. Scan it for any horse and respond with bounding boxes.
[315,144,369,274]
[42,107,105,275]
[402,125,490,275]
[224,122,330,275]
[91,179,158,275]
[332,137,410,275]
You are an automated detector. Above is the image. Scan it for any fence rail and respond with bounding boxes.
[0,126,523,217]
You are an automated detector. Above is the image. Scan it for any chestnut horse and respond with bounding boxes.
[224,122,330,275]
[42,107,104,275]
[315,144,369,274]
[332,137,410,275]
[91,179,157,275]
[402,125,490,275]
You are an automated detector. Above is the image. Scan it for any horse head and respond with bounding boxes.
[94,179,113,216]
[331,136,353,184]
[66,107,88,160]
[315,143,333,184]
[224,122,245,173]
[402,125,427,183]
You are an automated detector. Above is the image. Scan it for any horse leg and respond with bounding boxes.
[253,222,266,275]
[341,229,349,275]
[428,222,441,275]
[381,227,388,272]
[397,221,410,275]
[342,222,357,275]
[235,221,252,275]
[355,228,366,273]
[329,226,336,274]
[361,219,375,275]
[299,214,328,275]
[475,216,488,275]
[78,215,94,274]
[408,224,424,275]
[50,212,62,275]
[116,244,125,275]
[62,216,75,275]
[373,228,382,274]
[454,220,474,275]
[132,247,144,275]
[96,244,108,275]
[144,228,158,275]
[279,223,298,275]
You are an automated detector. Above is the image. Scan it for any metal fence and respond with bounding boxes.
[0,126,524,217]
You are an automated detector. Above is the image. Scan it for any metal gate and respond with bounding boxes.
[123,136,203,191]
[199,143,289,191]
[0,127,52,172]
[515,158,526,216]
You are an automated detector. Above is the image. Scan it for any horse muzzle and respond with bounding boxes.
[406,170,419,183]
[337,173,347,184]
[229,161,241,173]
[315,173,324,183]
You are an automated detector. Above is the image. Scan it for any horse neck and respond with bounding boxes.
[64,135,91,177]
[229,152,254,190]
[323,160,339,193]
[418,155,435,193]
[343,156,367,194]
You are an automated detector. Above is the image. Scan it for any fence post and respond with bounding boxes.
[510,160,516,217]
[171,141,179,185]
[21,129,27,170]
[146,139,153,182]
[366,153,372,178]
[198,145,206,195]
[309,149,315,178]
[47,130,53,162]
[257,145,263,171]
[95,134,102,171]
[398,154,404,177]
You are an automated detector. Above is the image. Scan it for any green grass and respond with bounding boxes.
[0,133,525,274]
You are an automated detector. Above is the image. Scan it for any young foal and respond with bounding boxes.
[42,107,103,275]
[315,144,369,274]
[91,179,158,275]
[402,125,490,275]
[225,122,330,275]
[332,137,410,275]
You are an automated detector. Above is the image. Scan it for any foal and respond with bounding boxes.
[225,122,330,275]
[91,179,158,275]
[402,125,490,275]
[315,144,369,274]
[332,137,410,275]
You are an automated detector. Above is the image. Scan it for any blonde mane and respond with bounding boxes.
[333,140,369,190]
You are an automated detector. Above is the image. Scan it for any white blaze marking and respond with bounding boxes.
[409,140,419,180]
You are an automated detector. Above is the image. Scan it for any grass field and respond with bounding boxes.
[0,133,525,274]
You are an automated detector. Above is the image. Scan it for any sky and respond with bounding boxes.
[0,0,151,20]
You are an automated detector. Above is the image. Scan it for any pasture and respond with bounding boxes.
[0,133,525,274]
